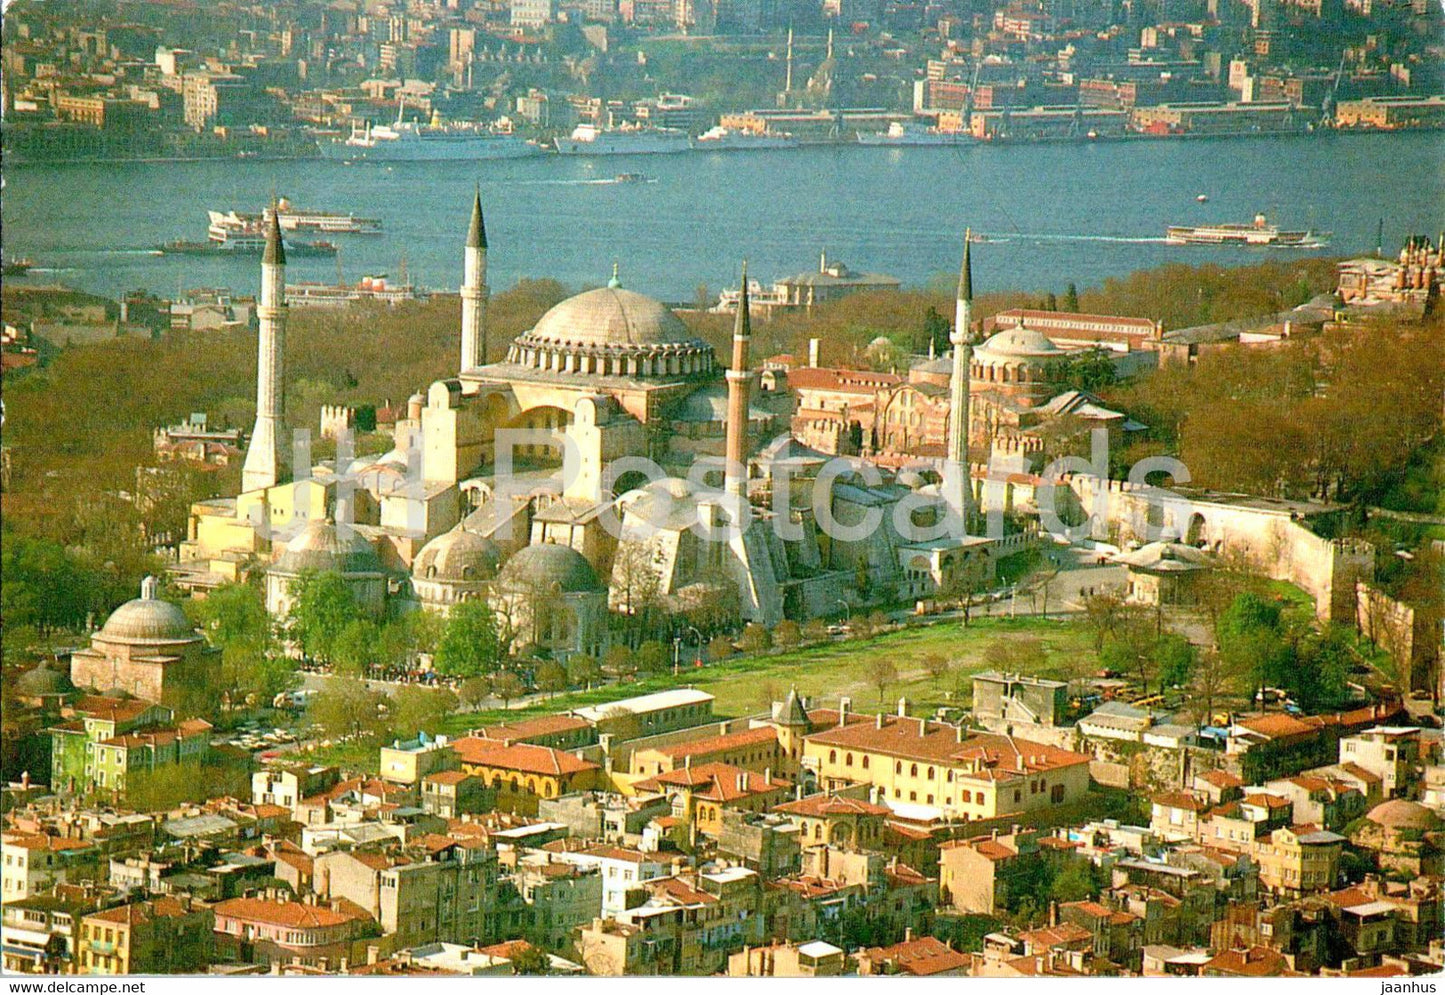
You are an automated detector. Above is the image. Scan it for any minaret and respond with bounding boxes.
[459,187,489,373]
[945,231,974,523]
[241,205,288,494]
[724,261,752,498]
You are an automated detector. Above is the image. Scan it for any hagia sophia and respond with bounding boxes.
[170,196,1000,661]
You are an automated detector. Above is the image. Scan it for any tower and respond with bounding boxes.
[724,261,752,497]
[459,187,489,373]
[945,231,974,523]
[241,206,288,494]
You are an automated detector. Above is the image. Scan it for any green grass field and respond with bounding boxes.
[447,614,1095,732]
[295,614,1098,771]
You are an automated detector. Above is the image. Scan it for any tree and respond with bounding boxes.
[434,601,501,678]
[310,679,387,742]
[604,644,636,679]
[535,660,568,696]
[388,686,457,738]
[1156,634,1198,689]
[922,652,951,683]
[195,581,271,650]
[773,620,801,649]
[707,635,735,661]
[509,943,551,975]
[802,618,829,644]
[1081,590,1127,653]
[1217,592,1293,697]
[567,653,600,689]
[983,637,1049,676]
[333,619,381,677]
[286,571,363,665]
[921,305,951,356]
[1063,282,1080,312]
[635,640,670,674]
[458,676,491,710]
[740,623,773,654]
[491,670,524,709]
[1291,625,1353,712]
[868,657,899,709]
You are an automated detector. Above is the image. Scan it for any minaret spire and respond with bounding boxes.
[242,203,289,493]
[945,229,975,527]
[724,261,752,498]
[459,186,490,373]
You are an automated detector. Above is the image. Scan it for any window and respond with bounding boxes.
[829,750,837,764]
[1051,784,1065,803]
[846,753,853,767]
[927,767,935,779]
[862,757,870,769]
[910,764,918,777]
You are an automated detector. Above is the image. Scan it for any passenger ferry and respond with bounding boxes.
[285,274,425,308]
[856,121,969,146]
[690,126,799,151]
[160,233,338,257]
[1166,214,1330,247]
[208,198,382,235]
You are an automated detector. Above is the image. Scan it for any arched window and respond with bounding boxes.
[910,764,918,777]
[829,750,837,764]
[927,766,935,780]
[845,753,854,767]
[862,756,870,769]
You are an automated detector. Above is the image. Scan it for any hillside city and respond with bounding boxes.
[2,0,1444,985]
[1,0,1442,163]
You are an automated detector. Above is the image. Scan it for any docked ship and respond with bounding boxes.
[856,121,969,146]
[554,123,692,156]
[2,256,33,276]
[319,103,541,162]
[1166,214,1330,247]
[690,126,799,151]
[208,199,381,235]
[285,274,425,308]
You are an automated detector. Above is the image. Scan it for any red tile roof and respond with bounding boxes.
[864,936,971,976]
[214,898,370,929]
[807,716,1090,776]
[471,714,591,743]
[635,762,790,803]
[773,794,890,818]
[648,725,779,760]
[452,736,599,777]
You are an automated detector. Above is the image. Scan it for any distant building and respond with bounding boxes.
[715,253,901,315]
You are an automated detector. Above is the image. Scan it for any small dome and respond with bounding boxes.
[99,589,199,645]
[896,470,926,490]
[1365,799,1444,832]
[496,543,602,594]
[413,528,501,583]
[275,519,384,575]
[529,287,695,348]
[16,661,74,696]
[976,326,1064,360]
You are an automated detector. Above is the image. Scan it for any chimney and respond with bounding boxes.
[367,945,381,966]
[876,713,885,729]
[956,725,964,743]
[897,697,909,717]
[1049,901,1059,927]
[838,697,851,726]
[808,337,820,368]
[764,767,772,783]
[905,927,914,942]
[738,772,747,792]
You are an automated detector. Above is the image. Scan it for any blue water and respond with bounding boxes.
[3,131,1442,300]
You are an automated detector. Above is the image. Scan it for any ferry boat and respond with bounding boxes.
[1166,214,1330,247]
[856,121,969,146]
[2,256,33,276]
[285,274,425,308]
[160,235,338,257]
[208,199,381,235]
[319,102,541,162]
[690,126,799,151]
[554,123,691,156]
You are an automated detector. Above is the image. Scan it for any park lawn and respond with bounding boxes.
[436,614,1096,738]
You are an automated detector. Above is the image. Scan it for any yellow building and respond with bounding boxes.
[772,792,891,850]
[77,898,212,975]
[802,707,1092,820]
[632,762,791,838]
[630,725,784,777]
[1253,826,1346,897]
[452,736,601,815]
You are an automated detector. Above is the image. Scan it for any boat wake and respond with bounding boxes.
[507,177,657,186]
[982,231,1172,245]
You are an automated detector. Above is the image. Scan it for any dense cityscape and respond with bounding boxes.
[2,0,1444,984]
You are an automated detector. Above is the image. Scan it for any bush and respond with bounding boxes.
[707,636,735,661]
[740,623,773,653]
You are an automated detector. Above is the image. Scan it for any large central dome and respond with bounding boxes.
[531,287,694,347]
[504,282,716,380]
